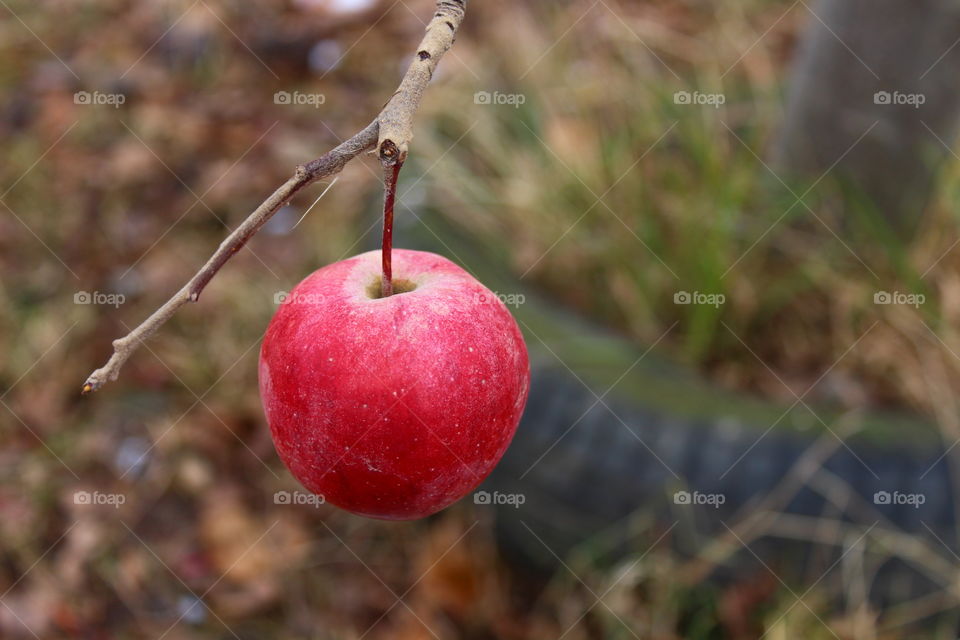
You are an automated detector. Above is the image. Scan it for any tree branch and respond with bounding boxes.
[377,0,465,166]
[83,0,468,394]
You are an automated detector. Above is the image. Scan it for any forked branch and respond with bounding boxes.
[83,0,467,393]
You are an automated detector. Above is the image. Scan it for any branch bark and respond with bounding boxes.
[83,0,467,394]
[377,0,466,166]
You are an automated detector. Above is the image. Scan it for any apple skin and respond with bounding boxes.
[259,249,530,520]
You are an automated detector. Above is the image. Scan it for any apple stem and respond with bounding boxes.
[380,159,403,298]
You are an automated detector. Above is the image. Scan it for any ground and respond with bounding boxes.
[2,0,960,637]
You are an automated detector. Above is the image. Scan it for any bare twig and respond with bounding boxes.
[83,0,468,394]
[377,0,466,166]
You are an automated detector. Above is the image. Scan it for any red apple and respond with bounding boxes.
[259,249,529,520]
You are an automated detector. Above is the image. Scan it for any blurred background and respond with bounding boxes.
[3,0,960,637]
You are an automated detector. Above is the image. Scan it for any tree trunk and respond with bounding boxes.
[774,0,960,235]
